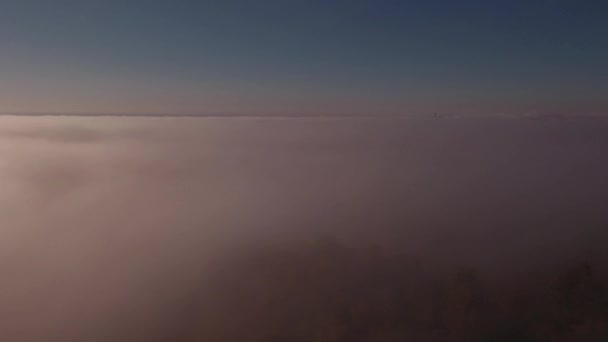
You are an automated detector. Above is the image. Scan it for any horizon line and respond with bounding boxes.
[0,112,606,119]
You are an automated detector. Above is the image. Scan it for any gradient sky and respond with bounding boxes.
[1,0,607,116]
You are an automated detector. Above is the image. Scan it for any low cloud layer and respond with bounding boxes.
[1,116,608,341]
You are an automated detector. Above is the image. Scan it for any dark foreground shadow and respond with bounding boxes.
[170,238,608,341]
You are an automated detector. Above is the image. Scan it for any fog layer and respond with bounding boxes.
[1,116,608,341]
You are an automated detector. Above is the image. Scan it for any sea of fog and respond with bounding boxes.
[1,116,608,341]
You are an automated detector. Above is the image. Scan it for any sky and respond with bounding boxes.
[1,0,607,116]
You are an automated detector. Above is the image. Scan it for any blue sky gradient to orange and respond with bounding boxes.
[1,0,607,116]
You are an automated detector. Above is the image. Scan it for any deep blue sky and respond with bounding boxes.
[1,0,607,115]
